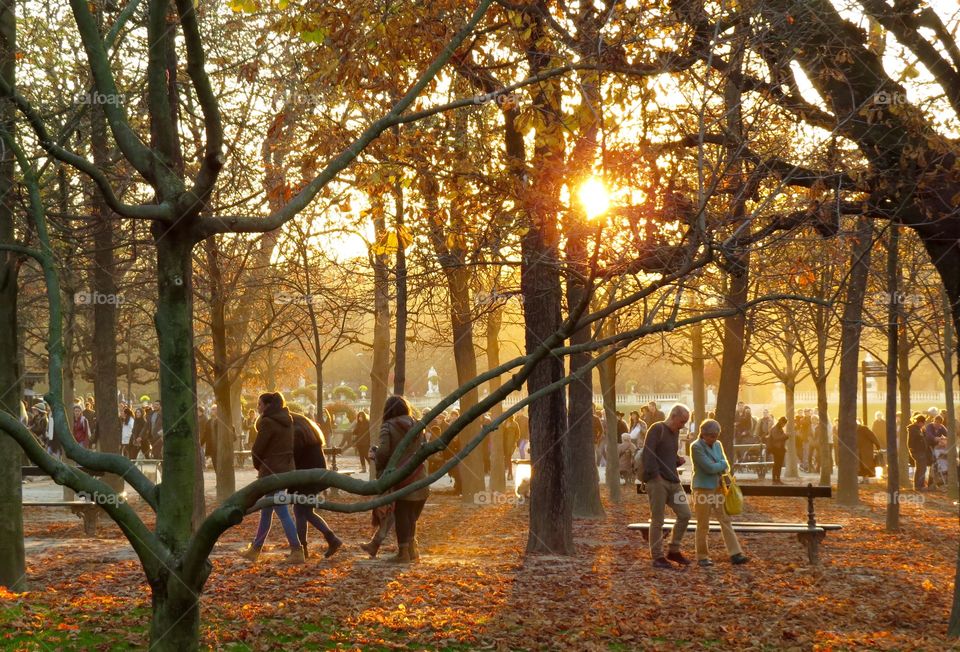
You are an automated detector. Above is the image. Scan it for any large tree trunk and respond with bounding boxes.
[445,266,486,503]
[0,0,23,590]
[151,228,202,647]
[91,92,122,492]
[565,234,603,517]
[149,573,203,652]
[836,217,872,504]
[521,220,572,554]
[715,265,749,453]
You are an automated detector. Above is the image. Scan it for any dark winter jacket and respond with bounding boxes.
[856,425,882,477]
[375,415,429,502]
[252,405,295,478]
[907,422,931,465]
[291,412,327,494]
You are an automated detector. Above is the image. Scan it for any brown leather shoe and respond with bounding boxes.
[239,545,261,562]
[666,550,692,566]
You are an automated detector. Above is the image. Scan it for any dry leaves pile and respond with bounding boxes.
[3,483,958,650]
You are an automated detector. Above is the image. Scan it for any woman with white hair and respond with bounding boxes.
[690,419,748,567]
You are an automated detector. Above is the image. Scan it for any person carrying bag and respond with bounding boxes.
[690,419,749,567]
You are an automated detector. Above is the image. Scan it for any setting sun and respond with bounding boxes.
[578,177,610,219]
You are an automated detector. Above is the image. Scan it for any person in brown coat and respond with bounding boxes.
[239,392,304,564]
[353,411,371,473]
[856,422,883,480]
[373,395,429,563]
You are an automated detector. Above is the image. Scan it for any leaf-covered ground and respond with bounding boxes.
[2,482,958,650]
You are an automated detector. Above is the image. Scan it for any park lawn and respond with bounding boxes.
[4,484,958,650]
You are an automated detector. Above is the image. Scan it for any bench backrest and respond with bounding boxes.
[636,482,831,499]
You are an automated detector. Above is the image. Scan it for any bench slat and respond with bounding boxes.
[628,522,825,534]
[635,483,832,498]
[652,519,842,531]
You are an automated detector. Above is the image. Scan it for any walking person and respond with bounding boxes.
[120,407,136,459]
[690,419,748,567]
[72,404,91,448]
[641,404,693,569]
[908,414,930,490]
[290,411,342,559]
[767,416,789,484]
[240,392,304,564]
[148,401,163,458]
[856,420,883,482]
[132,407,148,458]
[353,411,371,474]
[374,395,429,563]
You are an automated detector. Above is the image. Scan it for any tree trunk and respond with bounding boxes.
[0,0,23,592]
[885,225,900,532]
[784,377,798,479]
[446,266,486,503]
[897,283,912,490]
[148,570,202,652]
[715,265,749,453]
[393,183,407,396]
[691,322,705,427]
[836,217,872,504]
[203,239,235,501]
[368,210,392,439]
[600,349,619,503]
[942,287,958,501]
[486,307,505,494]
[153,229,200,552]
[521,221,573,555]
[815,375,831,486]
[565,232,602,517]
[89,1,121,493]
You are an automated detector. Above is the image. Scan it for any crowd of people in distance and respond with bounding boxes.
[24,397,164,460]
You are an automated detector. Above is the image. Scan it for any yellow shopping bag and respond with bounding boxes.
[722,473,743,516]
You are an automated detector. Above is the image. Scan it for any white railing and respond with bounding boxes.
[784,389,960,407]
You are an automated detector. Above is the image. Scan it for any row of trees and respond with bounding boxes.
[2,0,960,648]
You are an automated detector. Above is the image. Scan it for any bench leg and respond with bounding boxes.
[797,531,824,564]
[72,506,98,537]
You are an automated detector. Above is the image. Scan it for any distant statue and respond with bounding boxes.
[427,367,439,396]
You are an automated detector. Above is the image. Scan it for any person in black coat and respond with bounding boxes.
[240,392,304,563]
[907,414,930,490]
[290,412,342,559]
[372,395,429,563]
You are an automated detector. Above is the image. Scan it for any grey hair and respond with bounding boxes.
[699,419,721,436]
[668,404,690,419]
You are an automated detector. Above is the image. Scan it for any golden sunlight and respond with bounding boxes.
[578,177,609,219]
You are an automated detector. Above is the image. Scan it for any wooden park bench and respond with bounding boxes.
[21,466,124,537]
[633,482,841,563]
[733,443,765,462]
[732,460,772,479]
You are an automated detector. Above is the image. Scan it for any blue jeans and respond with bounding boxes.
[293,502,337,548]
[252,492,300,549]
